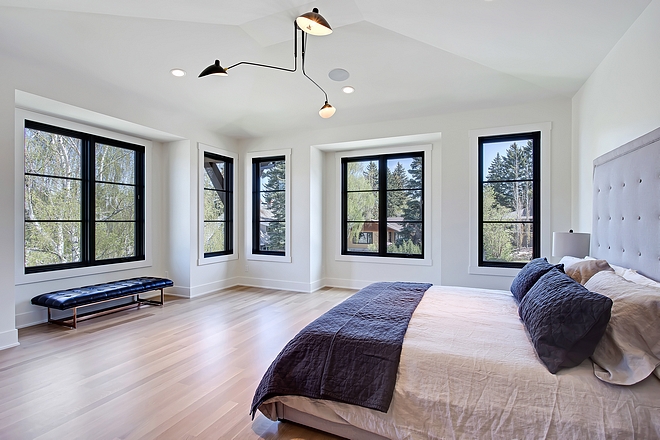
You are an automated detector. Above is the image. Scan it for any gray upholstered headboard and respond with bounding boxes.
[591,127,660,281]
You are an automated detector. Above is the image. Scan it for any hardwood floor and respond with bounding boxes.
[0,286,357,440]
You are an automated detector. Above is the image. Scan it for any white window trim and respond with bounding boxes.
[468,122,552,277]
[197,143,238,265]
[14,109,153,285]
[334,144,433,266]
[244,149,291,263]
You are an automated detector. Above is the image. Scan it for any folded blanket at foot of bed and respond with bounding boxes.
[250,281,432,417]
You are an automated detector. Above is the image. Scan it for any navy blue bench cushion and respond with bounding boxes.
[31,277,173,310]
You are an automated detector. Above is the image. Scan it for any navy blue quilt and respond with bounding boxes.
[250,281,432,417]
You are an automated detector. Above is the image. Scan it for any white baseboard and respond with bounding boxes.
[0,329,19,350]
[320,278,375,290]
[189,277,242,298]
[16,310,46,329]
[234,276,316,293]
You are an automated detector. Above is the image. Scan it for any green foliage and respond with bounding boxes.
[346,162,378,245]
[260,160,286,252]
[482,186,513,261]
[387,239,422,255]
[386,161,408,218]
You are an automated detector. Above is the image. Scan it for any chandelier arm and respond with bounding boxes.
[300,32,329,101]
[227,21,299,73]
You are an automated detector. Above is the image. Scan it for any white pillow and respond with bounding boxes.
[558,256,584,269]
[585,271,660,385]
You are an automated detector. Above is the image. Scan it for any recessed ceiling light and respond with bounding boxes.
[170,68,186,77]
[329,68,349,81]
[342,86,355,94]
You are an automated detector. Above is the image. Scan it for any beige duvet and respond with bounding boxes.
[260,285,660,439]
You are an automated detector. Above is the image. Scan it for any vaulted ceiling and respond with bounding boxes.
[0,0,651,138]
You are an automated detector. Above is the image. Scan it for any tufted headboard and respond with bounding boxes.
[591,127,660,281]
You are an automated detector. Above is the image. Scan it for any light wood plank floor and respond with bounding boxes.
[0,286,358,440]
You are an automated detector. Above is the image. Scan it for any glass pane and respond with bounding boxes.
[95,222,135,260]
[204,156,227,190]
[387,189,422,221]
[259,221,285,252]
[386,222,423,255]
[482,139,534,182]
[95,144,135,184]
[260,192,285,221]
[24,128,82,178]
[259,159,285,191]
[346,222,378,253]
[25,221,81,267]
[204,221,226,253]
[387,156,422,190]
[204,189,226,221]
[482,223,533,264]
[25,175,81,221]
[346,192,378,222]
[346,160,378,191]
[482,182,533,221]
[95,183,135,221]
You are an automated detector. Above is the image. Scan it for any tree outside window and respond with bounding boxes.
[252,157,286,255]
[342,152,424,258]
[479,132,540,268]
[24,120,144,273]
[203,152,233,257]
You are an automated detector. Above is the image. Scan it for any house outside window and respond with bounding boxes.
[202,151,233,257]
[478,131,540,268]
[23,120,145,274]
[341,151,424,259]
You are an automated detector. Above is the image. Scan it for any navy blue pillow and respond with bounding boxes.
[510,257,563,303]
[518,269,612,374]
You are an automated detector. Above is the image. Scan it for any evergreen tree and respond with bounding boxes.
[261,160,286,252]
[400,156,423,251]
[386,161,408,218]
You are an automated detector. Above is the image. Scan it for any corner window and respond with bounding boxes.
[341,152,424,258]
[202,152,233,257]
[252,156,286,256]
[478,131,540,268]
[24,120,145,273]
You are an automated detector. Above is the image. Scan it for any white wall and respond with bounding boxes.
[0,51,240,338]
[240,97,573,292]
[572,0,660,231]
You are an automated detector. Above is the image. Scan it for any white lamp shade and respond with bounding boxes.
[552,231,590,258]
[319,102,336,118]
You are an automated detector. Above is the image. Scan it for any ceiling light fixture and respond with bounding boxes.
[170,68,186,77]
[199,8,335,118]
[342,86,355,94]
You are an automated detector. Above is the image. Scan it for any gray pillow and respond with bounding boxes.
[510,257,563,303]
[518,269,612,374]
[585,271,660,385]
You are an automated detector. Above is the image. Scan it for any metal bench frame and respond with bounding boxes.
[46,288,165,329]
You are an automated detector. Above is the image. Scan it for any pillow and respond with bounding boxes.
[558,255,584,269]
[565,259,614,285]
[510,258,563,303]
[518,269,612,374]
[584,271,660,385]
[620,269,660,289]
[656,367,660,380]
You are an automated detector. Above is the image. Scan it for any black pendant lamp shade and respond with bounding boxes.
[296,8,333,36]
[199,60,228,77]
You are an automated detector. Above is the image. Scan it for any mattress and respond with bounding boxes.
[258,285,660,439]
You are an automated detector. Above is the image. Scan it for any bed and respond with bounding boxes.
[251,127,660,439]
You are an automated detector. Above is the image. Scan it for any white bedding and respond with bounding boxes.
[260,285,660,439]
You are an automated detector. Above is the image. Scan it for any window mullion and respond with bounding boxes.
[378,156,387,256]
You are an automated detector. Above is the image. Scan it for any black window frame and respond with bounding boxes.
[252,155,286,256]
[341,151,425,259]
[24,120,145,274]
[478,131,540,269]
[202,151,234,258]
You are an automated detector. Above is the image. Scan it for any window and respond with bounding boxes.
[478,131,540,268]
[252,156,286,256]
[341,152,424,258]
[24,120,145,273]
[202,151,233,257]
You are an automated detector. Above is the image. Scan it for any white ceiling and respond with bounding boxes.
[0,0,651,139]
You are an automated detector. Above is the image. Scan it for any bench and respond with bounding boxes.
[31,277,173,329]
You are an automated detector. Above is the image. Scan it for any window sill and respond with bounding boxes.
[197,253,238,266]
[336,254,432,266]
[15,259,153,286]
[468,265,520,277]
